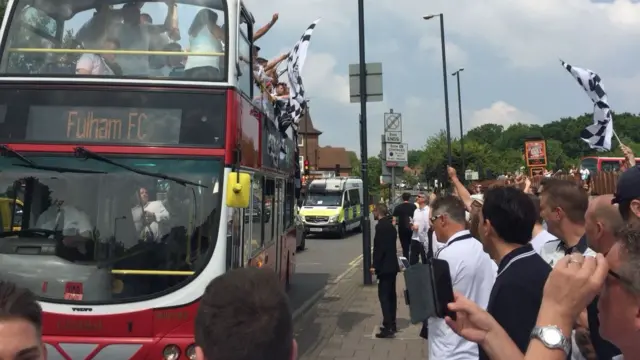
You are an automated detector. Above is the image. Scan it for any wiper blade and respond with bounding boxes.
[0,144,35,166]
[0,228,57,238]
[13,163,106,174]
[1,144,105,174]
[74,147,207,188]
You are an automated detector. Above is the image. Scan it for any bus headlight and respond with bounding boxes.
[329,215,338,222]
[163,344,180,360]
[185,344,197,359]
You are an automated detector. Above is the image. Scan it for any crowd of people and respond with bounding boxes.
[2,157,639,360]
[368,144,640,360]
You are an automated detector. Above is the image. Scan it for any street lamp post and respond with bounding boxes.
[358,0,373,286]
[452,68,465,172]
[423,13,452,166]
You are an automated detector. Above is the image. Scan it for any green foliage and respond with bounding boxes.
[417,112,640,181]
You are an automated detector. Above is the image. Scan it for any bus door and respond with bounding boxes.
[241,172,256,266]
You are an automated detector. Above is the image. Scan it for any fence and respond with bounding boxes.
[471,172,621,195]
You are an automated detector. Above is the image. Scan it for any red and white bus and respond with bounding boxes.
[0,0,297,358]
[580,156,640,173]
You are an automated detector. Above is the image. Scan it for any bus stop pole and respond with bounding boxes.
[357,0,373,286]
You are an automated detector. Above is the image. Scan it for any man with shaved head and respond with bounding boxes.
[585,195,624,254]
[583,194,623,360]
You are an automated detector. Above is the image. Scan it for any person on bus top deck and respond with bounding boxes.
[184,9,225,81]
[130,186,170,246]
[76,1,179,76]
[149,42,185,77]
[35,181,94,262]
[76,37,122,76]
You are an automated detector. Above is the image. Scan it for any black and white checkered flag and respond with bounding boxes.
[560,60,614,151]
[276,18,320,135]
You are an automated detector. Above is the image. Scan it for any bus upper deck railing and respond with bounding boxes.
[7,48,224,56]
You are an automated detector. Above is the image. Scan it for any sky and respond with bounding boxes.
[243,0,640,158]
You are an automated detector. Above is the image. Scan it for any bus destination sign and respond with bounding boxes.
[26,106,182,144]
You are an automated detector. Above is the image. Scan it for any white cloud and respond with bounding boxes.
[300,52,350,105]
[418,34,467,69]
[469,101,539,129]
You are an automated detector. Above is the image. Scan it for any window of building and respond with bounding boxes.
[298,137,304,147]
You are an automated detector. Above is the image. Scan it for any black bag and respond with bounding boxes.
[403,230,470,324]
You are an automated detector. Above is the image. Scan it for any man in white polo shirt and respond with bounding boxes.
[410,192,431,264]
[427,195,496,360]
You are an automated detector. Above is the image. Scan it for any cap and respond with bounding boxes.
[612,165,640,204]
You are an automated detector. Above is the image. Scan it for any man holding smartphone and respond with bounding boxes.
[428,195,496,360]
[393,192,417,260]
[410,192,431,265]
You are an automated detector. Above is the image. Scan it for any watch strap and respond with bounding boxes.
[530,326,571,355]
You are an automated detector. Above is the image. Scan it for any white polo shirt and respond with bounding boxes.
[427,230,497,360]
[530,229,557,254]
[411,206,430,243]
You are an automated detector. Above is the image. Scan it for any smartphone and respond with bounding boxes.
[398,256,410,270]
[430,258,457,320]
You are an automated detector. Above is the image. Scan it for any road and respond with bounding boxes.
[288,218,375,315]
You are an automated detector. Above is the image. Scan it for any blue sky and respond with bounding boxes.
[244,0,640,157]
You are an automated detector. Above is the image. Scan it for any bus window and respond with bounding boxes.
[580,157,597,173]
[237,9,252,96]
[250,174,263,253]
[0,155,222,304]
[2,0,229,81]
[601,160,620,172]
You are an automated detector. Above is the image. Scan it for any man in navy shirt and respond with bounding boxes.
[476,186,551,359]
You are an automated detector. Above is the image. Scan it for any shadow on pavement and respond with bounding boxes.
[288,272,331,313]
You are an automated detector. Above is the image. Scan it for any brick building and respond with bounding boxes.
[298,112,353,177]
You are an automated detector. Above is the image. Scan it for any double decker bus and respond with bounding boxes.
[580,156,640,173]
[0,0,297,358]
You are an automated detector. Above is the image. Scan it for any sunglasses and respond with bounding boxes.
[608,269,634,288]
[430,214,444,222]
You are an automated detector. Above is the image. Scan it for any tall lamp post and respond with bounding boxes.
[423,13,452,166]
[452,68,465,172]
[358,0,372,285]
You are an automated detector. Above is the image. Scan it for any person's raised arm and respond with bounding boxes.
[621,144,636,168]
[253,13,278,42]
[447,166,473,210]
[265,53,287,72]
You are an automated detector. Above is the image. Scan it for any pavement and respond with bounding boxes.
[294,245,427,360]
[288,218,375,319]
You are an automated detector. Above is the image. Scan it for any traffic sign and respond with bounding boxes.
[385,143,408,164]
[384,112,402,132]
[385,131,402,143]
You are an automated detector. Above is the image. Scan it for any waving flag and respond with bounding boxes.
[560,60,613,151]
[275,18,320,198]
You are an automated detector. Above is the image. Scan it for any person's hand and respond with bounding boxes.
[144,211,156,223]
[524,176,531,187]
[447,166,457,179]
[412,223,419,231]
[445,292,499,344]
[369,267,375,274]
[271,13,279,23]
[621,144,636,167]
[541,253,608,323]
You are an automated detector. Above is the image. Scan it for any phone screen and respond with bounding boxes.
[431,259,456,320]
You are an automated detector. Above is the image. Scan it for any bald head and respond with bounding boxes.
[585,194,623,253]
[590,195,623,231]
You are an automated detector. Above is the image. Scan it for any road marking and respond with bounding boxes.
[332,252,367,284]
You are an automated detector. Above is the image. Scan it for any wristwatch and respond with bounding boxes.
[530,325,571,355]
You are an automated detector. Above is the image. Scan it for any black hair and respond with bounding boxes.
[482,186,536,245]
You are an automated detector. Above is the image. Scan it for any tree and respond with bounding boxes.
[413,112,640,182]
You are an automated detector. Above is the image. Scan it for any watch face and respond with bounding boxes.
[541,328,562,345]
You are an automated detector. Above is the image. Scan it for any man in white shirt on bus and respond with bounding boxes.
[131,187,170,244]
[428,195,496,360]
[35,181,94,261]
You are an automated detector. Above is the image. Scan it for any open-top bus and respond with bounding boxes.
[0,0,297,358]
[580,156,640,173]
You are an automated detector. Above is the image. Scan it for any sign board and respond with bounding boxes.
[348,62,383,103]
[385,161,398,167]
[385,143,408,165]
[384,131,402,143]
[524,139,548,167]
[384,112,402,132]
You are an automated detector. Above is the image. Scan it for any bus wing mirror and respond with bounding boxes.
[226,172,250,208]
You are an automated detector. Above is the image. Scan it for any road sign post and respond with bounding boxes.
[349,57,383,285]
